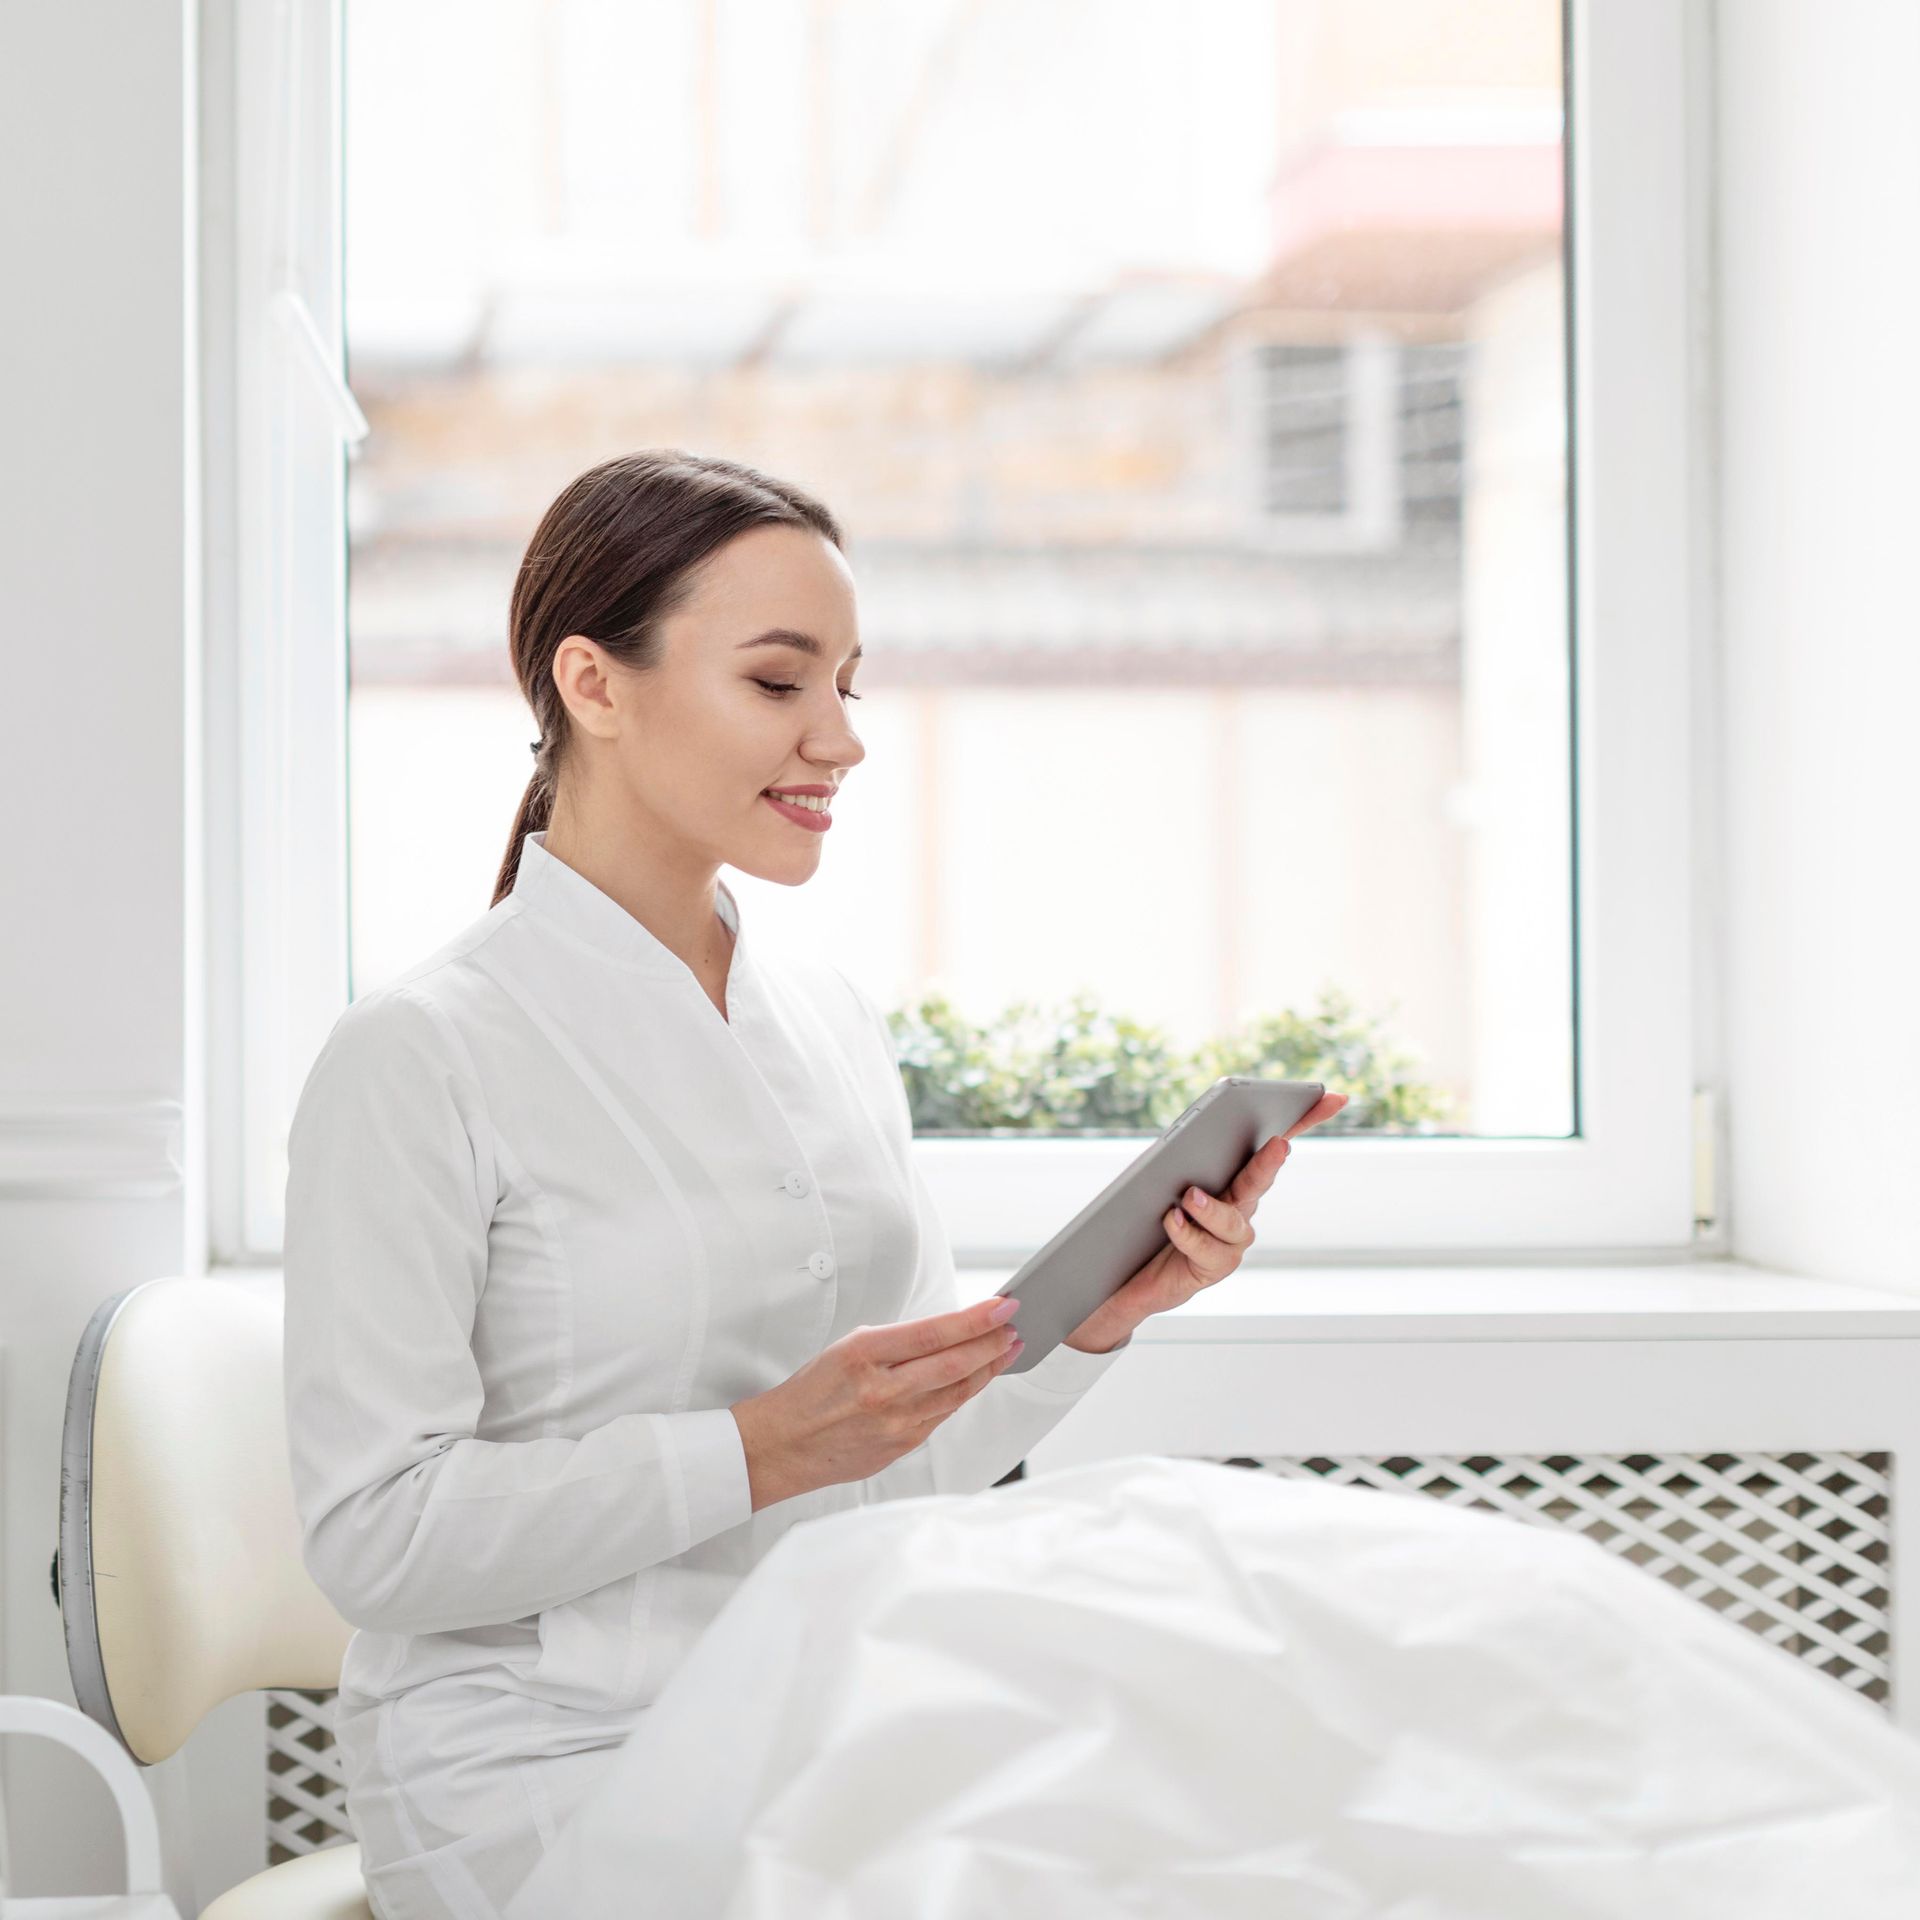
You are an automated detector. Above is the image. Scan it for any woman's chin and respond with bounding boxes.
[732,844,823,887]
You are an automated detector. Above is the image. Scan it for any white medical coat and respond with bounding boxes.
[281,828,1130,1920]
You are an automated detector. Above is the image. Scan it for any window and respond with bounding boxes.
[211,0,1711,1264]
[1241,332,1470,551]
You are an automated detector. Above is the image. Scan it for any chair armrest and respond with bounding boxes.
[0,1695,164,1893]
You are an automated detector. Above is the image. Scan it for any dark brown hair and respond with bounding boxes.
[491,448,845,906]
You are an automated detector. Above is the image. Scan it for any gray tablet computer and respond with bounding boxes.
[993,1076,1325,1373]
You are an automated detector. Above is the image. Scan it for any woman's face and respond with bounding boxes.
[554,522,868,885]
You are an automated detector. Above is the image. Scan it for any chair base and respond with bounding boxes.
[200,1843,372,1920]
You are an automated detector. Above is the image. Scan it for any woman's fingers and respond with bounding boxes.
[1232,1133,1291,1218]
[885,1320,1023,1398]
[1285,1090,1348,1137]
[1163,1200,1239,1283]
[860,1295,1018,1368]
[1177,1182,1253,1249]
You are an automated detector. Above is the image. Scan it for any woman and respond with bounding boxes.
[282,448,1340,1920]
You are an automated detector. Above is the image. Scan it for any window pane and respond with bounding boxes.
[345,0,1570,1137]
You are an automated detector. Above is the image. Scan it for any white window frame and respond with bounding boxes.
[208,0,1716,1269]
[204,0,361,1264]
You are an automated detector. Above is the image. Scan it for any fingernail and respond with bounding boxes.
[1009,1336,1025,1352]
[991,1296,1019,1322]
[1186,1186,1206,1208]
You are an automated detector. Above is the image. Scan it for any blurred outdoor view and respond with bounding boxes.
[344,0,1571,1137]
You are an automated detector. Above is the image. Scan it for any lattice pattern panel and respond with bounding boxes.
[1211,1451,1892,1708]
[265,1688,354,1863]
[263,1450,1894,1858]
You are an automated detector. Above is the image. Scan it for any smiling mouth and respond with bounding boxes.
[761,789,834,829]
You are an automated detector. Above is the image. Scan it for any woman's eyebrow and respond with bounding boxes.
[735,628,863,665]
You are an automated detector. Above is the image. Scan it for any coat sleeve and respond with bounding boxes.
[824,969,1132,1505]
[282,985,753,1636]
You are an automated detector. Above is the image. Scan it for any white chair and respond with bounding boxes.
[0,1692,174,1916]
[56,1277,372,1919]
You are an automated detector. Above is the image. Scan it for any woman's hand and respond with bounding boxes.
[1062,1089,1350,1355]
[730,1296,1027,1511]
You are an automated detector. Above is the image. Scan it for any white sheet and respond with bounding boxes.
[507,1453,1920,1920]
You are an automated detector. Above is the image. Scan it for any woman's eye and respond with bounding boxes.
[753,678,862,702]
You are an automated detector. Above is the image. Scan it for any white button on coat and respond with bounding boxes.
[281,828,1129,1920]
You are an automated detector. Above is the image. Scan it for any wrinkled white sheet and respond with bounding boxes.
[506,1454,1920,1920]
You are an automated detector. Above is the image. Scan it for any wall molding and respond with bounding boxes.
[0,1097,185,1199]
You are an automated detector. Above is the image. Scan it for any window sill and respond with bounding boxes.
[954,1257,1920,1344]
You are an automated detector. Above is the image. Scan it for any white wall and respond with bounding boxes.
[1716,0,1920,1295]
[0,0,258,1909]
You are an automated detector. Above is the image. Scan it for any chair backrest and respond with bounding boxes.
[59,1276,353,1764]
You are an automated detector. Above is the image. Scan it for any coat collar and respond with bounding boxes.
[510,828,745,981]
